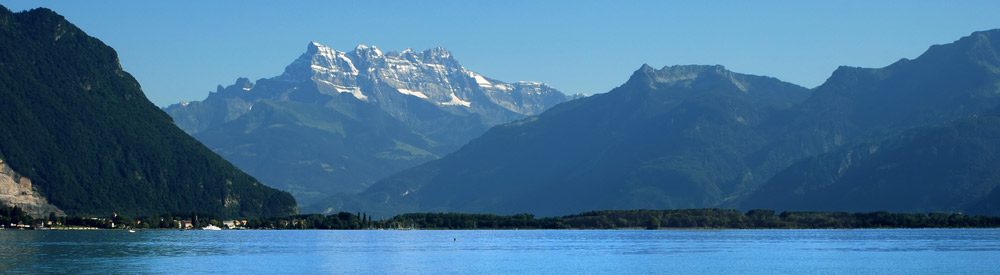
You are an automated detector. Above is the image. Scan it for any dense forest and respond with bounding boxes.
[7,205,998,230]
[376,209,1000,229]
[0,6,297,218]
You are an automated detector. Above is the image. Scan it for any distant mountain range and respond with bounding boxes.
[0,6,297,218]
[338,64,811,216]
[164,42,576,207]
[7,4,999,219]
[743,30,1000,214]
[337,29,1000,217]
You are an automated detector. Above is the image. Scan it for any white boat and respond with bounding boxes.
[202,224,222,231]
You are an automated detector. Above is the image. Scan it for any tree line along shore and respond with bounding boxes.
[3,205,999,230]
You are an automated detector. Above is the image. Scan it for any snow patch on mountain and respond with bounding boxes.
[311,44,359,76]
[396,88,429,99]
[469,71,492,87]
[317,79,367,100]
[441,93,471,107]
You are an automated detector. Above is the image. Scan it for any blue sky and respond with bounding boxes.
[5,1,1000,107]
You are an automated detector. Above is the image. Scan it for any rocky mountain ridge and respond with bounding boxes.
[167,42,572,136]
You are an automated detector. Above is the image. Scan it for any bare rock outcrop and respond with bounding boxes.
[0,159,65,218]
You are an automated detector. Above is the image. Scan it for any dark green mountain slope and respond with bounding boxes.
[741,29,1000,214]
[969,181,1000,215]
[743,108,1000,215]
[341,65,809,217]
[757,29,1000,160]
[0,6,296,218]
[336,29,1000,217]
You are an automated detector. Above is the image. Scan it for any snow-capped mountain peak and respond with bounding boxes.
[354,44,383,58]
[423,46,452,60]
[230,41,570,125]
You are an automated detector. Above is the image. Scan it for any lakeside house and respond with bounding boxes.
[222,220,248,229]
[4,222,31,229]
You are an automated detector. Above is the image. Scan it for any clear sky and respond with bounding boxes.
[5,1,1000,107]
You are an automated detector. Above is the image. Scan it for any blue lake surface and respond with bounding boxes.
[2,229,999,274]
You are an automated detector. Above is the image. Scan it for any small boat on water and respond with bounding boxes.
[202,224,222,231]
[128,229,135,233]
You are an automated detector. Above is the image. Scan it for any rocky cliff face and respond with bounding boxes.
[0,159,65,218]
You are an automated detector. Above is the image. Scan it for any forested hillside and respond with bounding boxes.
[0,6,296,218]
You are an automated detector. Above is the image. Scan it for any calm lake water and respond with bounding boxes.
[1,229,998,274]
